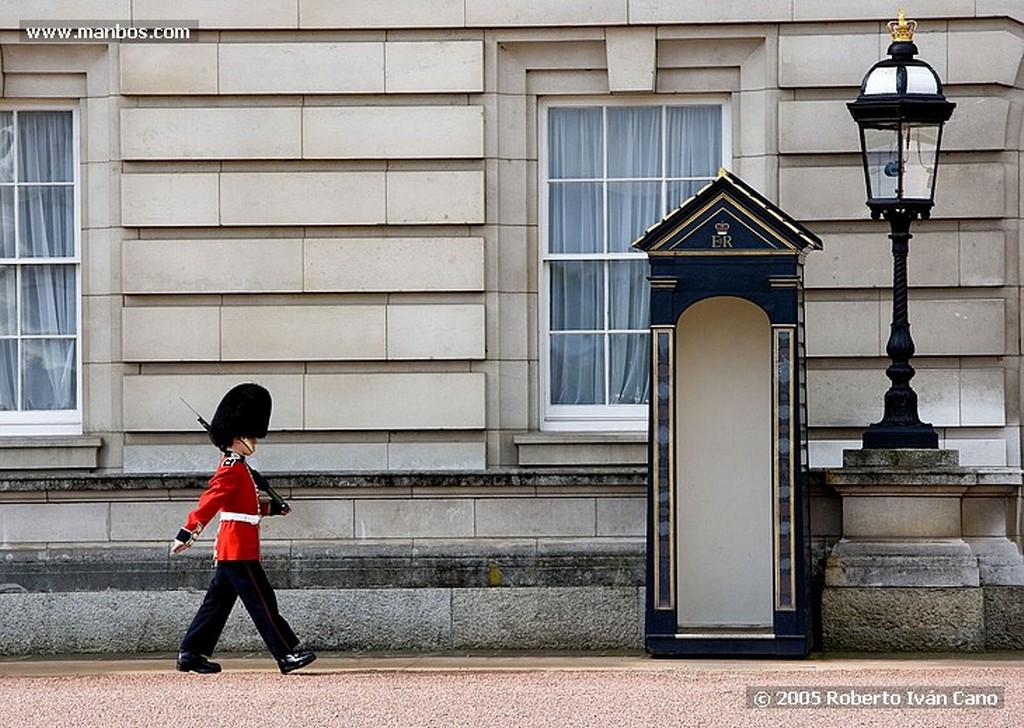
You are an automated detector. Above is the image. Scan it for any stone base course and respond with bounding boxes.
[822,586,985,652]
[983,586,1024,650]
[0,586,643,656]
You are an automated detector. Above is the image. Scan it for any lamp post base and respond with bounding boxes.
[862,422,938,449]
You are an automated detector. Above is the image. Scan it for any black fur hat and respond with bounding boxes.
[208,383,272,451]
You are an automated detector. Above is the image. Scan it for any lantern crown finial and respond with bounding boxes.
[888,9,917,43]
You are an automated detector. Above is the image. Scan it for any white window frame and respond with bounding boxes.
[0,106,82,436]
[539,95,731,432]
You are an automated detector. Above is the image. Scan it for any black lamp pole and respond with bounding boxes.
[862,207,934,448]
[848,11,955,449]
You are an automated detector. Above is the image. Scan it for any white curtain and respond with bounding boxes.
[0,111,76,411]
[0,265,14,409]
[549,181,602,254]
[550,261,603,404]
[667,106,721,207]
[20,262,76,411]
[0,111,13,185]
[609,259,650,404]
[667,106,721,179]
[607,107,660,178]
[548,107,601,179]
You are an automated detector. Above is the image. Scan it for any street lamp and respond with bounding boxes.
[847,10,956,449]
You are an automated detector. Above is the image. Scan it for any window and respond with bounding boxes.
[0,110,80,434]
[541,100,727,429]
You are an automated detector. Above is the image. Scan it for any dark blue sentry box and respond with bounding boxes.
[634,170,821,657]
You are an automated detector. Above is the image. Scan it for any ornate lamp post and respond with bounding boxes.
[847,10,956,449]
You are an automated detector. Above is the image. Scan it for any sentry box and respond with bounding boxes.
[633,170,821,657]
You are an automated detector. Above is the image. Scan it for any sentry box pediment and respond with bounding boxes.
[635,168,821,259]
[635,170,821,657]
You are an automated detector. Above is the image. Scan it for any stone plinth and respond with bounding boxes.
[822,448,1024,652]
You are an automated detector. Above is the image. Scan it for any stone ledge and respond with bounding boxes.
[0,539,645,592]
[0,467,647,493]
[829,449,1024,492]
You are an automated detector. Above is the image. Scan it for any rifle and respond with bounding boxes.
[180,397,291,515]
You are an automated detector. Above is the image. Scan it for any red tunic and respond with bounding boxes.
[183,452,270,562]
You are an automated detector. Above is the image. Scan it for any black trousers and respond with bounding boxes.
[180,560,299,660]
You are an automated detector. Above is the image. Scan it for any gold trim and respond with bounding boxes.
[647,249,799,257]
[649,277,680,290]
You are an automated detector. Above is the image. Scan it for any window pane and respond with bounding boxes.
[607,107,660,178]
[0,111,12,183]
[902,124,939,200]
[609,259,650,330]
[21,264,76,335]
[551,333,603,405]
[548,108,601,179]
[22,338,76,410]
[862,127,900,201]
[3,110,79,419]
[550,261,603,331]
[608,181,660,253]
[548,182,602,254]
[544,101,723,418]
[0,338,15,410]
[610,333,650,405]
[0,187,13,257]
[18,111,73,183]
[18,186,74,257]
[667,179,708,209]
[667,106,721,179]
[0,265,15,335]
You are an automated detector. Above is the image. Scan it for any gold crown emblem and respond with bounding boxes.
[887,9,917,42]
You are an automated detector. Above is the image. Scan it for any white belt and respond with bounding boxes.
[220,511,260,525]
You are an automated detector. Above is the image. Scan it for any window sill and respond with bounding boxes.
[514,432,647,467]
[0,436,103,471]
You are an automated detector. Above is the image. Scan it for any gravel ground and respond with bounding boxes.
[1,654,1022,728]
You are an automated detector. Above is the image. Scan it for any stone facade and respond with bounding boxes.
[0,3,1022,653]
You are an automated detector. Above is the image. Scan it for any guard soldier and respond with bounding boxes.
[171,382,316,675]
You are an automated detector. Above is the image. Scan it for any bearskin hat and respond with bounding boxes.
[208,383,272,451]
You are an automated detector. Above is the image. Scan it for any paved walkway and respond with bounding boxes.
[1,652,1023,727]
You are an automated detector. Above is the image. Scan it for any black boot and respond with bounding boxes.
[277,651,316,674]
[176,651,222,674]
